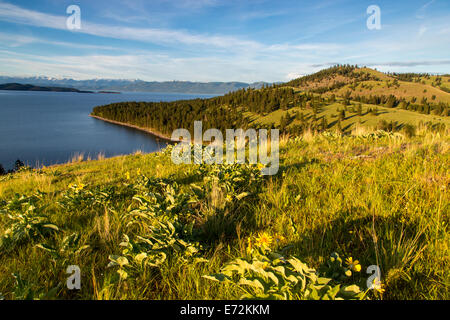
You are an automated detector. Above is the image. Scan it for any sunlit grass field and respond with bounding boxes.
[332,80,450,104]
[244,100,450,131]
[0,128,448,300]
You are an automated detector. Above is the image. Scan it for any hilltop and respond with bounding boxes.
[284,66,450,104]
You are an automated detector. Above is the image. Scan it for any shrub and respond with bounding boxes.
[402,124,416,138]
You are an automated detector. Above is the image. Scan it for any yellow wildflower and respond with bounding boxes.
[246,238,253,255]
[137,168,141,175]
[225,194,233,202]
[345,257,361,272]
[257,163,265,170]
[372,278,385,294]
[126,171,130,180]
[255,232,273,249]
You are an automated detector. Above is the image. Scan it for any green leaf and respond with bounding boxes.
[108,255,129,268]
[316,277,332,285]
[42,224,59,231]
[342,284,361,294]
[327,284,341,299]
[236,192,250,200]
[287,257,315,275]
[134,252,147,264]
[193,258,209,264]
[35,243,56,252]
[238,278,265,291]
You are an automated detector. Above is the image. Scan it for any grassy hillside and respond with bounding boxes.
[0,128,448,300]
[245,99,450,133]
[330,79,450,104]
[286,67,450,104]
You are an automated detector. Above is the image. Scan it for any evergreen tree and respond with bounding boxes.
[14,159,25,172]
[321,117,328,130]
[337,118,343,133]
[357,103,363,116]
[339,109,346,121]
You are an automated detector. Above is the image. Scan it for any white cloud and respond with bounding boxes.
[418,25,427,37]
[416,0,435,19]
[0,2,67,28]
[0,2,347,55]
[0,49,323,82]
[0,2,259,50]
[238,9,288,21]
[0,32,120,51]
[286,72,306,80]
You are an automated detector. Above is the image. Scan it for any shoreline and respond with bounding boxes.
[89,115,180,143]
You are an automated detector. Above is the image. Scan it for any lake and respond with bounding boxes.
[0,90,214,171]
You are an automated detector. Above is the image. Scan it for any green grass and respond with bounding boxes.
[244,100,450,132]
[0,129,449,300]
[331,79,450,104]
[415,75,450,92]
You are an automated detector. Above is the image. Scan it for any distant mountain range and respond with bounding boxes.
[0,76,268,94]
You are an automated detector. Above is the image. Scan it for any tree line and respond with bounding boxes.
[0,159,25,176]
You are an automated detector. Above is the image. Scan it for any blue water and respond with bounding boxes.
[0,90,214,170]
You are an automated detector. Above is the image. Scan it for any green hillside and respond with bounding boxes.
[0,129,449,300]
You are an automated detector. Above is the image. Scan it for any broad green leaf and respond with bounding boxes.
[42,224,59,231]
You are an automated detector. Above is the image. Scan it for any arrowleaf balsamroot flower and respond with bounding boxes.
[246,238,253,255]
[372,278,385,294]
[345,257,361,272]
[255,232,273,249]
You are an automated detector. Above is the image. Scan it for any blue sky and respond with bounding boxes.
[0,0,449,82]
